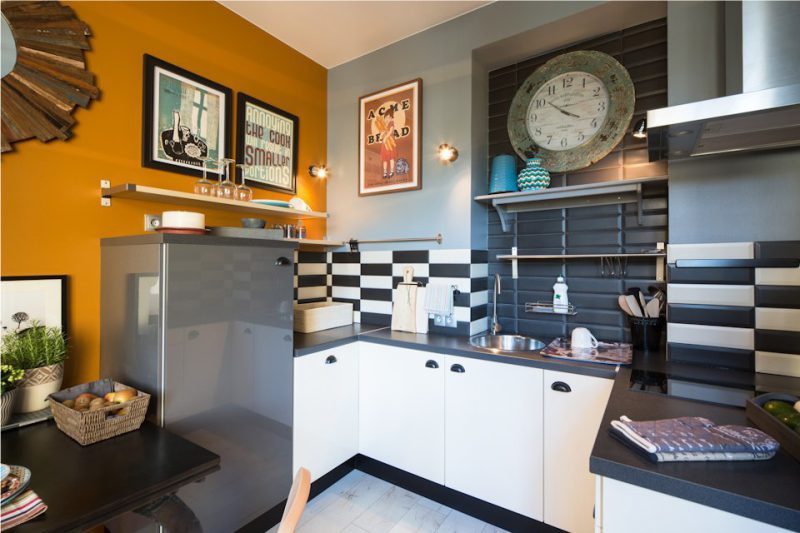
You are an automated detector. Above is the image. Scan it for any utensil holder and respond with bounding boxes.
[629,316,663,352]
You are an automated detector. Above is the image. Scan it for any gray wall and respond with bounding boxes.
[326,1,667,250]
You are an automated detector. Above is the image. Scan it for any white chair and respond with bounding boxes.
[277,467,311,533]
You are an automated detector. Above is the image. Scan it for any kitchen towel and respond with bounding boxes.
[610,415,779,462]
[1,490,47,529]
[424,284,454,317]
[415,287,429,334]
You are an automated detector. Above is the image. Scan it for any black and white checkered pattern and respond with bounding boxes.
[295,249,489,336]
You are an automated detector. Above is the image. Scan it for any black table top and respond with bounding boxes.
[1,421,220,532]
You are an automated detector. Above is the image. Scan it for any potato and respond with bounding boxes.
[75,396,93,409]
[62,399,75,409]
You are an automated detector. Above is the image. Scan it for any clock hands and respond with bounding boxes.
[548,101,581,119]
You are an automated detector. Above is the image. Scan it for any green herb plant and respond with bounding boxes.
[1,364,24,393]
[1,322,68,370]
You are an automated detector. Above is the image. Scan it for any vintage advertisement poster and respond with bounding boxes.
[358,79,421,196]
[236,93,298,194]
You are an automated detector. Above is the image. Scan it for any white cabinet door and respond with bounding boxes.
[293,343,359,482]
[359,343,445,484]
[444,355,544,520]
[543,370,613,533]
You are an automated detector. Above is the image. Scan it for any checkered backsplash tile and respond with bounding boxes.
[294,249,489,336]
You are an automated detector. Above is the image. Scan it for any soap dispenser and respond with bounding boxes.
[553,276,569,314]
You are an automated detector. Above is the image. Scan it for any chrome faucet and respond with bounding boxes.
[491,273,502,335]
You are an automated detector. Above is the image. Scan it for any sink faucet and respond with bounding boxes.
[491,273,502,335]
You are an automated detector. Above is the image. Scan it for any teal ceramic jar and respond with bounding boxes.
[517,158,551,191]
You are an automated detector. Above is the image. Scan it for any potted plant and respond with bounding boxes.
[1,322,68,413]
[1,364,24,425]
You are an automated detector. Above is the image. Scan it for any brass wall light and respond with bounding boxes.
[632,118,647,139]
[437,144,459,163]
[309,165,328,178]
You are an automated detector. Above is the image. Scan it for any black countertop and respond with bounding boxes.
[590,366,800,531]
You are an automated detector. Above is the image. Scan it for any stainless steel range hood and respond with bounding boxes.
[648,2,800,161]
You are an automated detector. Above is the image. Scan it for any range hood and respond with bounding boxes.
[648,2,800,161]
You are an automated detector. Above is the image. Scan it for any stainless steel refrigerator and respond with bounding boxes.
[101,234,295,532]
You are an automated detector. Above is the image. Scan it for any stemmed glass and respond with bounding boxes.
[193,157,216,196]
[216,158,237,199]
[235,164,253,202]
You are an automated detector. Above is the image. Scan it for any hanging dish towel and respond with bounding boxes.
[392,266,418,333]
[609,415,779,462]
[415,287,429,334]
[424,284,454,317]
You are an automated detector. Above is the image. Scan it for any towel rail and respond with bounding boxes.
[348,233,443,252]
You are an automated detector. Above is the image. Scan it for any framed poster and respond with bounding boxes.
[358,78,422,196]
[142,54,232,178]
[235,93,299,194]
[1,276,68,338]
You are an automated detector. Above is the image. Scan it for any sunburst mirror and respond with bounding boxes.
[1,1,99,153]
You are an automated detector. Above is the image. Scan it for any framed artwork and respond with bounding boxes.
[142,54,233,178]
[1,276,68,338]
[235,93,299,194]
[358,78,422,196]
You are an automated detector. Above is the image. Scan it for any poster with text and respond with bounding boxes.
[359,79,421,196]
[236,93,298,194]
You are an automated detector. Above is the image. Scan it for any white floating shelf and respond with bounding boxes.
[282,238,344,248]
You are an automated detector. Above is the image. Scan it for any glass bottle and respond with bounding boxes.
[234,164,253,202]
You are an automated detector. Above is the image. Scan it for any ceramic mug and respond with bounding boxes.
[571,327,599,350]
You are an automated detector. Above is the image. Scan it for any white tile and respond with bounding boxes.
[333,286,360,300]
[327,274,332,286]
[387,501,449,533]
[298,262,327,276]
[482,525,510,533]
[353,485,419,533]
[470,290,488,307]
[362,300,393,315]
[299,470,367,527]
[667,242,753,263]
[429,249,471,264]
[298,286,326,300]
[756,308,800,332]
[326,251,332,263]
[667,284,754,307]
[354,311,361,323]
[454,306,471,323]
[362,276,393,289]
[436,510,488,533]
[294,276,298,289]
[333,263,361,276]
[361,250,393,264]
[343,526,370,533]
[756,267,800,286]
[756,351,800,378]
[667,323,754,350]
[392,263,429,278]
[298,474,393,533]
[426,277,470,293]
[470,263,489,278]
[470,317,489,336]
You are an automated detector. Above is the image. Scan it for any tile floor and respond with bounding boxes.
[267,470,508,533]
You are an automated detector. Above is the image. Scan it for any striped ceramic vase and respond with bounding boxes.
[517,157,551,191]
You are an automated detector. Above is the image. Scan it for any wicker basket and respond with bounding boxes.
[48,378,150,446]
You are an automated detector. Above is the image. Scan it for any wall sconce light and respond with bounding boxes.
[309,165,328,178]
[437,144,458,163]
[632,118,647,139]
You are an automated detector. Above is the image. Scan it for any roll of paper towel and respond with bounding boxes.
[161,211,205,229]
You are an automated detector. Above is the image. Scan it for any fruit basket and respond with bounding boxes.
[48,378,150,446]
[745,392,800,462]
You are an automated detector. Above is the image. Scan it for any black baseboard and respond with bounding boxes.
[354,455,563,533]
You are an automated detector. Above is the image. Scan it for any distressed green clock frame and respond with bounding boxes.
[507,50,635,172]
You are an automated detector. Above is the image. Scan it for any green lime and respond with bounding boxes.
[786,413,800,430]
[764,400,794,414]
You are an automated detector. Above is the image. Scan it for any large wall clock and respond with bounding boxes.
[507,50,634,172]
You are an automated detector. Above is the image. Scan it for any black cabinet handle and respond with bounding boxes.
[325,355,337,364]
[425,360,439,369]
[450,364,465,373]
[275,256,292,266]
[551,381,571,393]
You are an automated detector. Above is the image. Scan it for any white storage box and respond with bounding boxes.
[294,302,353,333]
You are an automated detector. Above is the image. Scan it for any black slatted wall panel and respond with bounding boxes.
[487,18,668,343]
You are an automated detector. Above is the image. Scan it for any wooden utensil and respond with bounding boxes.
[618,295,634,316]
[625,295,643,317]
[637,290,647,312]
[645,298,661,318]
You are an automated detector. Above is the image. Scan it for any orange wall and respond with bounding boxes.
[1,1,327,386]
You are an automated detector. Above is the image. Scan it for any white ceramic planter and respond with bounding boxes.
[1,389,17,425]
[15,362,64,414]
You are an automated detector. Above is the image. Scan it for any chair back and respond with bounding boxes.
[277,467,311,533]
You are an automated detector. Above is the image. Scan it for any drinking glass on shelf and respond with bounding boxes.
[216,158,237,199]
[234,164,253,202]
[193,157,217,196]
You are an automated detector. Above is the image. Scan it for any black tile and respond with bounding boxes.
[392,250,429,263]
[755,286,800,309]
[471,250,488,263]
[361,263,392,276]
[667,266,754,285]
[297,297,327,304]
[454,292,471,308]
[298,251,326,263]
[332,275,360,287]
[755,330,800,355]
[428,320,471,337]
[668,343,754,371]
[361,288,392,302]
[392,276,428,288]
[471,277,488,292]
[429,264,471,278]
[360,312,391,326]
[297,275,327,288]
[332,297,360,311]
[327,263,332,275]
[471,305,488,321]
[667,304,755,329]
[755,241,800,260]
[327,286,332,297]
[332,252,361,263]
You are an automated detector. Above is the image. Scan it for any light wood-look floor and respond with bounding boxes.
[267,470,508,533]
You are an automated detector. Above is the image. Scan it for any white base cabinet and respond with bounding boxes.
[358,343,445,484]
[293,343,359,482]
[444,355,544,520]
[544,370,613,533]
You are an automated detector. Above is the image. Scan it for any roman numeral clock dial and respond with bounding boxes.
[507,51,635,173]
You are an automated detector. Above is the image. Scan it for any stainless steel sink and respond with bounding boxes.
[469,334,545,353]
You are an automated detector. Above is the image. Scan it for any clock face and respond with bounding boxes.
[526,71,609,151]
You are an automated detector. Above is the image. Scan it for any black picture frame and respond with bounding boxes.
[1,275,68,339]
[142,54,233,178]
[235,92,299,194]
